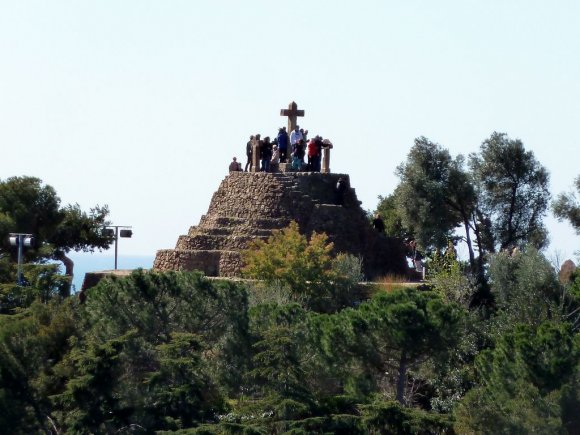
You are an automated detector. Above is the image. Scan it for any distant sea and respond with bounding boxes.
[67,252,154,293]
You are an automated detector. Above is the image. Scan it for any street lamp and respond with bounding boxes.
[9,233,35,285]
[103,225,133,270]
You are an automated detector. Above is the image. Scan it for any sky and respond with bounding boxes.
[1,1,579,266]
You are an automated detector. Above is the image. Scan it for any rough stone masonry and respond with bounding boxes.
[153,171,407,279]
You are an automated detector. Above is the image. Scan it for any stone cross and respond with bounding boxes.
[280,101,304,133]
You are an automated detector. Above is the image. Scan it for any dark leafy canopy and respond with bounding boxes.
[391,132,551,287]
[311,288,463,407]
[488,247,563,330]
[553,175,580,233]
[470,132,550,251]
[395,137,469,251]
[0,176,112,282]
[0,263,71,314]
[455,321,580,434]
[393,137,483,280]
[54,270,248,433]
[375,193,410,239]
[0,262,577,433]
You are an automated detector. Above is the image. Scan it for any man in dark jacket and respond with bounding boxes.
[260,136,273,172]
[277,127,289,163]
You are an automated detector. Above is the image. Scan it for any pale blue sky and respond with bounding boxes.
[1,1,579,264]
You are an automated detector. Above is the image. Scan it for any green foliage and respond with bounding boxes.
[427,247,475,307]
[360,400,454,434]
[0,176,112,292]
[51,270,249,432]
[52,332,135,433]
[470,132,550,251]
[0,176,61,246]
[375,193,411,239]
[49,203,112,253]
[488,247,562,332]
[249,304,311,404]
[242,221,361,312]
[0,300,78,432]
[395,137,470,251]
[455,321,580,434]
[553,175,580,234]
[83,270,250,392]
[0,264,70,314]
[311,288,464,406]
[387,132,551,289]
[0,207,575,435]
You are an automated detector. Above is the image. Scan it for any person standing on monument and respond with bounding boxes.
[260,136,273,172]
[314,135,324,172]
[277,127,289,163]
[244,135,254,172]
[307,137,317,171]
[270,144,280,171]
[290,125,303,150]
[292,139,306,171]
[229,157,242,172]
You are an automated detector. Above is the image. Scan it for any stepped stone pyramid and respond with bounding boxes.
[153,171,407,279]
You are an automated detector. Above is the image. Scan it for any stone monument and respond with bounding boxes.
[153,103,407,279]
[154,176,406,279]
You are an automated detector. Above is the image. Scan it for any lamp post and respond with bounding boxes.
[8,233,34,285]
[103,226,133,270]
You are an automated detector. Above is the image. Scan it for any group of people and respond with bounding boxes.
[233,125,333,173]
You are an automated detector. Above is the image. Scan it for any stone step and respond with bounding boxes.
[188,226,233,236]
[199,215,291,230]
[189,226,273,238]
[176,234,267,251]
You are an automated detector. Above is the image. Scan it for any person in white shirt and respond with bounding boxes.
[290,125,303,148]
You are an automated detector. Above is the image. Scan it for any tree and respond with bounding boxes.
[488,247,563,333]
[247,303,315,421]
[0,176,112,293]
[0,263,71,314]
[455,321,580,434]
[395,137,465,251]
[53,270,247,432]
[0,300,78,432]
[242,221,362,312]
[314,288,463,406]
[394,137,481,277]
[553,175,580,233]
[470,132,550,251]
[374,193,410,239]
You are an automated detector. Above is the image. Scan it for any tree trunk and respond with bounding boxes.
[462,215,476,275]
[396,351,408,405]
[472,210,489,276]
[53,250,73,298]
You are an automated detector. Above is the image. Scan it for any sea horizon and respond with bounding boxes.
[67,252,155,293]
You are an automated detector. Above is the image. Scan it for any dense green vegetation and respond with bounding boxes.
[1,232,578,433]
[0,176,112,297]
[1,134,579,433]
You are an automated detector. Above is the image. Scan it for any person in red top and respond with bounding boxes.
[307,138,317,171]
